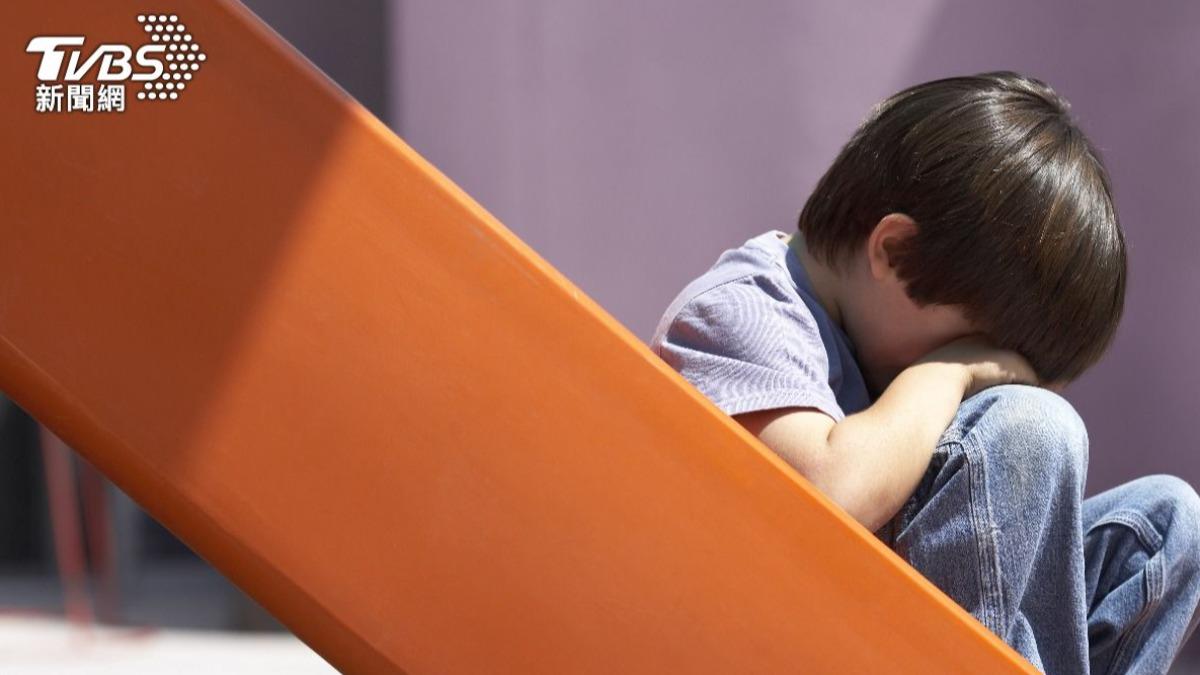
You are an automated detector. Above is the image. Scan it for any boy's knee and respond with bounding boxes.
[1141,474,1200,541]
[1129,475,1200,589]
[954,383,1089,493]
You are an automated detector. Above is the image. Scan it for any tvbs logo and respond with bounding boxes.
[26,14,206,113]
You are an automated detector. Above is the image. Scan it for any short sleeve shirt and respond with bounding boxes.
[649,229,872,421]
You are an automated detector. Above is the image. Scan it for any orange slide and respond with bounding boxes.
[0,2,1036,673]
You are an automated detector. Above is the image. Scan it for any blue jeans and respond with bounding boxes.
[880,384,1200,674]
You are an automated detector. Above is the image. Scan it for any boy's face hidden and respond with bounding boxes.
[840,214,980,398]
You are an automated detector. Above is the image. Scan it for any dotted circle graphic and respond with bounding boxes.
[136,13,204,102]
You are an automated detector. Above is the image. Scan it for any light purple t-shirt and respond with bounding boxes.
[649,229,872,422]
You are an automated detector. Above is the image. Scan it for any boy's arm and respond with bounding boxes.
[734,361,970,533]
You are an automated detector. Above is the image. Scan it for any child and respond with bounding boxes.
[649,71,1200,674]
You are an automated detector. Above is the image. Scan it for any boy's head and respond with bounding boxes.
[796,70,1126,390]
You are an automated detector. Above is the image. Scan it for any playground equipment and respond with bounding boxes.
[0,2,1037,672]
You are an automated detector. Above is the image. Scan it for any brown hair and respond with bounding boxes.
[797,70,1126,385]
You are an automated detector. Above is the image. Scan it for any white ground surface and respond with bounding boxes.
[0,613,337,674]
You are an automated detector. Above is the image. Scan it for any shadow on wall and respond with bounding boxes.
[243,0,389,120]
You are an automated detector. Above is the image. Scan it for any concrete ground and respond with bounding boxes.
[2,560,1199,673]
[0,561,335,673]
[0,614,336,674]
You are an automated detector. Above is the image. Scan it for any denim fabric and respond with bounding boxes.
[883,383,1200,674]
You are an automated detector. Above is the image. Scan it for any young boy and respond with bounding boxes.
[649,71,1200,674]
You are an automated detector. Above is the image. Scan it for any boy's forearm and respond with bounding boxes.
[815,362,969,532]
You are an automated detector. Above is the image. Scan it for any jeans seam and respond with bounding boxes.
[1089,511,1165,551]
[959,439,1008,636]
[1093,511,1167,675]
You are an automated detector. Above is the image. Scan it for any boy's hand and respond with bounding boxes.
[914,334,1044,399]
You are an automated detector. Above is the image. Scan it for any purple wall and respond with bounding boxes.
[390,1,1200,497]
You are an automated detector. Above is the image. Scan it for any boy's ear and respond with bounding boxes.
[866,212,918,281]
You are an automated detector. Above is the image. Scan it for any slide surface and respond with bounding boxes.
[0,2,1036,673]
